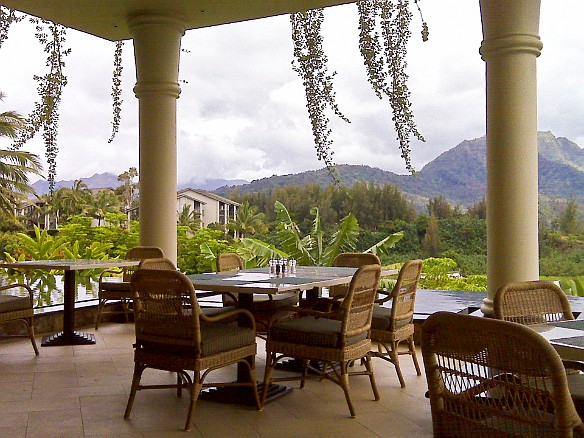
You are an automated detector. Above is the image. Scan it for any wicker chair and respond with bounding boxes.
[124,268,261,431]
[261,264,381,417]
[95,246,164,329]
[328,252,381,299]
[216,253,298,332]
[422,311,584,437]
[493,280,584,420]
[0,283,38,355]
[370,259,423,388]
[494,280,575,324]
[140,257,237,318]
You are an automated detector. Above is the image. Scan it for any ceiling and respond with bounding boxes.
[1,0,354,41]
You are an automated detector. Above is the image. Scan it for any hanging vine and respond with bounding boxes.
[0,7,23,48]
[291,8,350,180]
[0,7,71,192]
[358,0,427,174]
[292,1,428,176]
[108,40,124,143]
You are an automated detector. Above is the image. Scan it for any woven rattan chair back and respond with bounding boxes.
[138,257,176,271]
[339,263,382,338]
[94,246,164,329]
[216,252,244,272]
[494,280,574,325]
[131,268,201,350]
[389,259,423,330]
[329,253,380,299]
[122,246,164,281]
[370,259,422,388]
[422,311,584,437]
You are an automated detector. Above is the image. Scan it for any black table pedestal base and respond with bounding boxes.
[199,382,292,406]
[41,331,96,346]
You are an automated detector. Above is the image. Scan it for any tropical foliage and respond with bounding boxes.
[0,90,44,219]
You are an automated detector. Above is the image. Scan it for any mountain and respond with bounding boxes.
[215,131,584,208]
[31,173,248,194]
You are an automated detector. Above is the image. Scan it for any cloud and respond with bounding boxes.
[1,1,583,187]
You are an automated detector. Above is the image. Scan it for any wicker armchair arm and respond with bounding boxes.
[196,291,238,304]
[307,296,343,312]
[562,359,584,373]
[0,283,35,304]
[199,307,256,331]
[99,267,124,282]
[374,288,394,304]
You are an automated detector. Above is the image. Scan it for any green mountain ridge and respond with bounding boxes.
[215,131,584,208]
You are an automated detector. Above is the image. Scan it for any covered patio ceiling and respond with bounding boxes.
[0,0,354,41]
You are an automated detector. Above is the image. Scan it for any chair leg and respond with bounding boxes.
[244,355,261,410]
[363,353,380,401]
[95,298,106,330]
[339,361,356,417]
[185,372,202,431]
[124,362,146,419]
[121,299,130,323]
[390,340,406,388]
[20,318,39,355]
[261,352,276,407]
[300,359,309,389]
[407,336,422,376]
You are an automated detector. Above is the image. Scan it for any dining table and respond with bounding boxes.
[187,264,397,404]
[530,319,584,361]
[0,259,140,346]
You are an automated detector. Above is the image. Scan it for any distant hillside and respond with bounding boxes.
[215,131,584,208]
[31,173,248,195]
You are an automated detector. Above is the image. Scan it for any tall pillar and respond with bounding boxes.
[129,13,185,263]
[479,0,542,316]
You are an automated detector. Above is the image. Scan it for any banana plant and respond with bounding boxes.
[246,201,403,267]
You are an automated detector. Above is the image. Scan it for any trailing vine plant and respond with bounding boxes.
[108,40,124,143]
[292,0,428,176]
[358,0,427,174]
[0,7,70,192]
[291,8,350,181]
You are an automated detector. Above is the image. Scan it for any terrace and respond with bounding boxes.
[0,321,432,437]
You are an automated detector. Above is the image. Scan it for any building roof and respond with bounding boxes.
[177,188,240,206]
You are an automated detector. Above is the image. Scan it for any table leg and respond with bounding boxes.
[199,292,292,405]
[41,270,96,346]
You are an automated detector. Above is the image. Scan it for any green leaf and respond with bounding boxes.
[365,231,404,257]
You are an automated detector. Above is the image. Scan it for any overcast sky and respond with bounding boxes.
[0,1,582,186]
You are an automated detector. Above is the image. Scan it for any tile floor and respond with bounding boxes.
[0,323,433,437]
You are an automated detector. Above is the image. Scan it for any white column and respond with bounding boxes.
[479,0,542,316]
[129,13,185,264]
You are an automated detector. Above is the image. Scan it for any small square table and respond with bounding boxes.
[0,259,140,346]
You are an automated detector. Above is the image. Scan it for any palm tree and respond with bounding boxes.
[177,204,201,231]
[227,201,266,238]
[0,91,43,217]
[52,179,92,219]
[87,189,121,226]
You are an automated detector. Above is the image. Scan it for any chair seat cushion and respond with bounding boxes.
[0,295,31,313]
[99,280,131,292]
[371,305,412,331]
[199,322,256,356]
[269,316,367,348]
[139,322,255,357]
